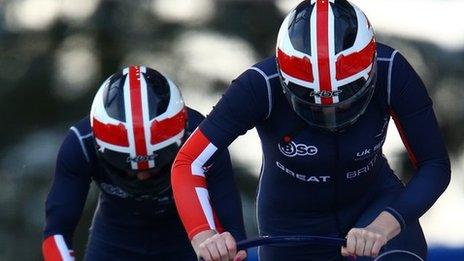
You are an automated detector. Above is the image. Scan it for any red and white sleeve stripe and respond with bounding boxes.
[171,128,224,240]
[42,235,75,261]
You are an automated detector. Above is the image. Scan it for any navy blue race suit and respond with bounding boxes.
[171,43,450,260]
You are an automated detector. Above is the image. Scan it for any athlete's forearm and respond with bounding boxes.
[171,129,223,239]
[44,127,92,259]
[386,160,450,229]
[206,150,246,242]
[387,105,449,227]
[367,211,401,241]
[42,235,75,261]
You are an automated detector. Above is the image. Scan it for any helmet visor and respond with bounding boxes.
[97,142,182,196]
[100,158,172,197]
[284,70,377,132]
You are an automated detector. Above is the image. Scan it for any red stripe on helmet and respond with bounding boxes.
[336,39,376,80]
[151,108,187,145]
[92,119,129,146]
[129,66,149,170]
[277,48,314,82]
[316,0,333,105]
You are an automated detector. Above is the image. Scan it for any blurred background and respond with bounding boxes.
[0,0,463,260]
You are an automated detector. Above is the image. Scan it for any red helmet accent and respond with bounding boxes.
[150,108,188,145]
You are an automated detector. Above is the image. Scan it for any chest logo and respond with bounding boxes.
[356,148,371,158]
[278,141,318,157]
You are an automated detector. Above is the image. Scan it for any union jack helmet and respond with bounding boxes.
[90,66,187,195]
[276,0,377,132]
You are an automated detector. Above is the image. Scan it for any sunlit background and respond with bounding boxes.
[0,0,463,260]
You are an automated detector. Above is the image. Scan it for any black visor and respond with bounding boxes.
[97,142,183,197]
[282,67,377,132]
[100,160,172,197]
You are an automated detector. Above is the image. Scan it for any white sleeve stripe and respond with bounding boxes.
[195,187,216,230]
[250,67,278,120]
[70,127,90,162]
[191,143,218,177]
[80,132,93,139]
[255,154,265,236]
[378,57,393,61]
[53,235,74,261]
[387,50,399,106]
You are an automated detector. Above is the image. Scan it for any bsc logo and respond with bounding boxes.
[278,141,318,157]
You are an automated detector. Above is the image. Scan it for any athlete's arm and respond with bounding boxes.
[43,129,92,261]
[172,69,270,260]
[343,51,451,258]
[383,51,451,230]
[206,148,247,242]
[342,52,451,258]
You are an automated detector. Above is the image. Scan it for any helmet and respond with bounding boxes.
[90,66,187,196]
[276,0,377,132]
